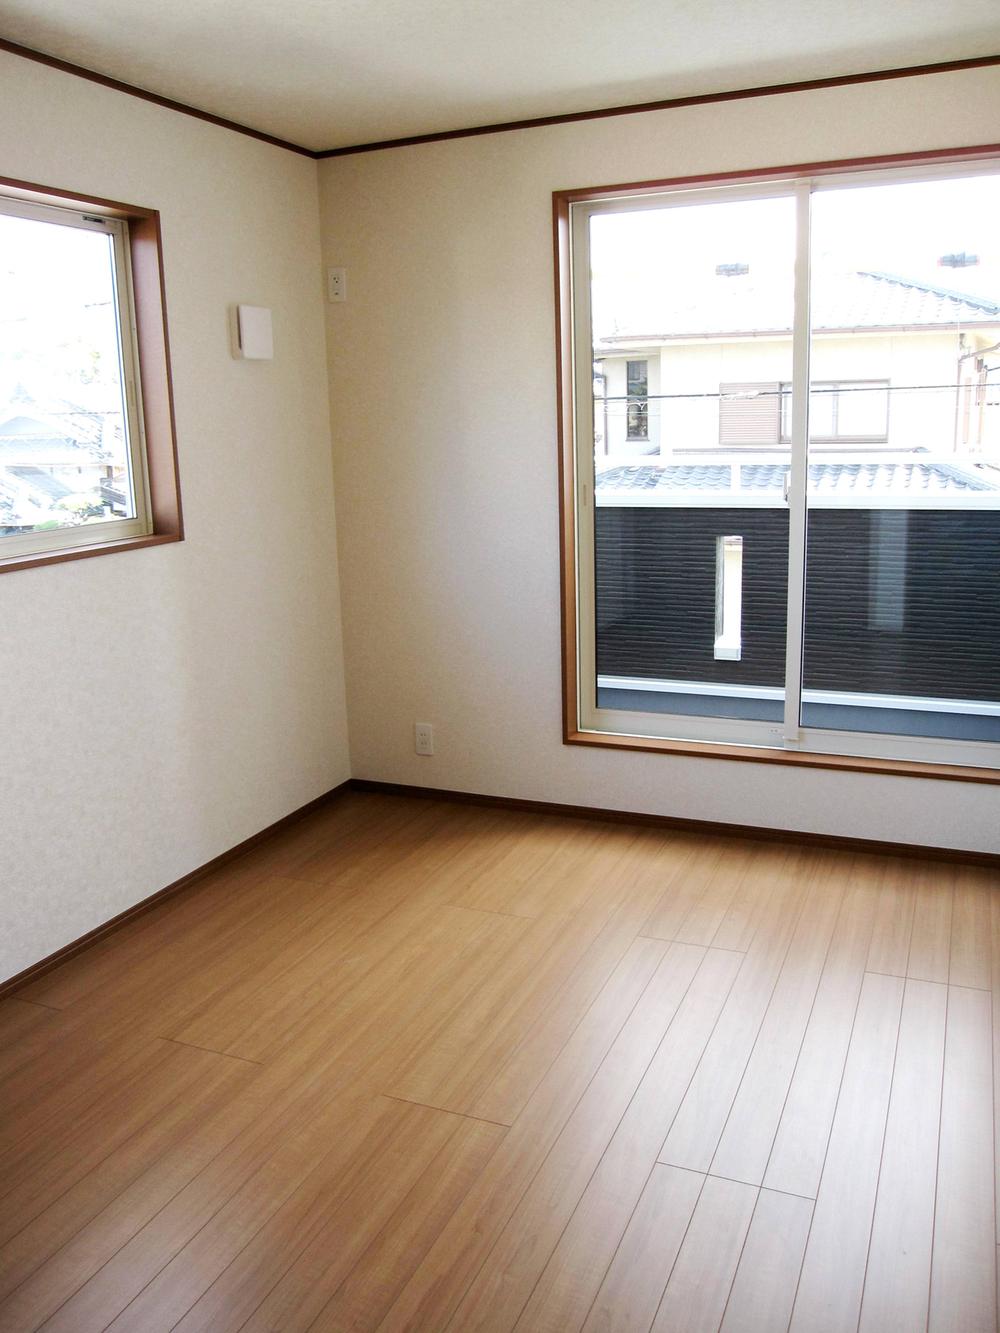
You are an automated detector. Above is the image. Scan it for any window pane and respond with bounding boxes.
[590,194,796,725]
[836,381,888,438]
[0,208,137,544]
[801,172,1000,743]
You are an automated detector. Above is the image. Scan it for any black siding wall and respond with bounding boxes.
[595,506,1000,701]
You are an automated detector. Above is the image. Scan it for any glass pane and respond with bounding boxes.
[0,209,137,544]
[801,171,1000,743]
[590,194,796,724]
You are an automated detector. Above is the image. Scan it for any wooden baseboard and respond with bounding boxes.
[0,780,352,1000]
[348,778,1000,867]
[4,771,995,1000]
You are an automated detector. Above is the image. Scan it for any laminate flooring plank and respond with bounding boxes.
[0,1036,174,1181]
[864,856,916,978]
[386,903,626,1117]
[0,998,59,1050]
[949,864,994,990]
[25,874,352,1052]
[928,984,996,1333]
[907,862,955,984]
[214,1111,501,1333]
[108,875,386,1042]
[16,856,276,1011]
[671,840,759,947]
[452,819,624,919]
[34,1081,385,1333]
[718,1188,813,1333]
[0,797,991,1333]
[709,842,801,954]
[471,830,722,1126]
[0,1001,72,1086]
[857,978,947,1333]
[763,867,880,1198]
[515,948,743,1333]
[239,898,523,1080]
[442,943,709,1333]
[19,842,358,1016]
[641,838,744,943]
[304,1119,505,1333]
[788,970,905,1333]
[375,940,691,1333]
[0,1062,269,1331]
[710,854,845,1186]
[579,1165,704,1333]
[0,1043,213,1235]
[226,821,545,1063]
[170,813,525,1058]
[244,793,451,884]
[33,904,516,1333]
[650,1175,758,1333]
[111,1100,472,1333]
[657,854,808,1173]
[0,1046,256,1308]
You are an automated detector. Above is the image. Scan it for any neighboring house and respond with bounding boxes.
[0,391,126,532]
[594,456,1000,728]
[590,276,1000,729]
[593,270,1000,460]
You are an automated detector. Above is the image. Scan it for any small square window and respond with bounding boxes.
[0,180,181,572]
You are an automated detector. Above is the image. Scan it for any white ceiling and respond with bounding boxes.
[1,0,998,152]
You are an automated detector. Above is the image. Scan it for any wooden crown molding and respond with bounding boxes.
[1,37,997,160]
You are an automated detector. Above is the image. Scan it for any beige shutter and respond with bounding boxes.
[718,382,781,445]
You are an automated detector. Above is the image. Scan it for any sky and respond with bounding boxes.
[0,209,125,412]
[590,168,1000,338]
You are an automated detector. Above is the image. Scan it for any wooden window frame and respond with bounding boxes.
[554,142,1000,784]
[0,174,182,575]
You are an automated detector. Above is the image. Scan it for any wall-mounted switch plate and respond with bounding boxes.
[327,267,347,303]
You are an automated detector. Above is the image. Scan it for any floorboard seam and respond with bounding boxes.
[160,1037,264,1066]
[380,1094,513,1129]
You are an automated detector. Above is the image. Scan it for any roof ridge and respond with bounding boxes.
[857,269,1000,314]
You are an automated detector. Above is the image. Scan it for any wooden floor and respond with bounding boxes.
[1,793,998,1332]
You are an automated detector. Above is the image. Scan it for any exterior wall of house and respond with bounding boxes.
[599,354,661,455]
[0,51,350,983]
[599,331,967,455]
[595,504,1000,703]
[320,62,1000,854]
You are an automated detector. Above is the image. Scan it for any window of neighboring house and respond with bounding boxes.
[0,180,180,572]
[626,359,649,439]
[719,381,781,445]
[719,380,890,445]
[780,381,890,442]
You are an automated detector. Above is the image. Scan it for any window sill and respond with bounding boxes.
[564,726,1000,784]
[0,531,181,576]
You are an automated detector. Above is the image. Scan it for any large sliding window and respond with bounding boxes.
[558,152,1000,776]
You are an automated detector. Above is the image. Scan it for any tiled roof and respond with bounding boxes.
[597,271,1000,343]
[595,460,1000,496]
[6,466,75,501]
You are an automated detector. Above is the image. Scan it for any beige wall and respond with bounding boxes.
[319,64,1000,854]
[0,52,350,982]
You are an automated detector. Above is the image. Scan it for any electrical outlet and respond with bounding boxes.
[327,266,347,303]
[414,722,434,756]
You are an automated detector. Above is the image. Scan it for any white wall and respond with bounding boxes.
[603,332,960,452]
[319,64,1000,854]
[0,52,350,982]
